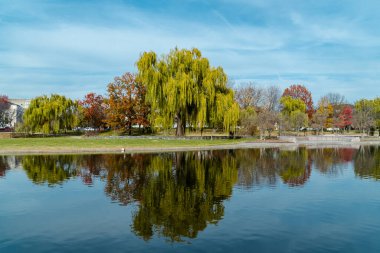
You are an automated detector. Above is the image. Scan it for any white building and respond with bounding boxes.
[1,99,30,129]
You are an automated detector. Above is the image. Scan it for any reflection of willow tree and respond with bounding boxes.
[278,148,311,186]
[126,151,238,242]
[0,156,10,177]
[354,146,380,180]
[22,155,79,186]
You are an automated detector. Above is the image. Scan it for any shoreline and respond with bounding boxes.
[1,140,380,155]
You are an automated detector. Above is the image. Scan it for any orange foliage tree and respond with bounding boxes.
[105,72,150,134]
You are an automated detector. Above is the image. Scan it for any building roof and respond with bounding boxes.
[8,99,31,109]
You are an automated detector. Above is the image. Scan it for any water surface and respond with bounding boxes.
[1,146,380,252]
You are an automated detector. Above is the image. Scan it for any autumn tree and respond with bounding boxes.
[321,92,346,118]
[105,72,150,134]
[312,110,327,134]
[0,95,11,127]
[23,94,78,134]
[337,106,353,131]
[137,48,239,136]
[314,97,334,129]
[78,93,106,129]
[353,99,375,135]
[282,84,314,119]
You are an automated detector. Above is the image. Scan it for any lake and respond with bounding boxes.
[1,146,380,253]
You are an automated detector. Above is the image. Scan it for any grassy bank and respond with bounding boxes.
[0,136,249,154]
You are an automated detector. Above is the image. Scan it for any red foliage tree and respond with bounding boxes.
[337,105,353,130]
[0,95,11,127]
[0,95,8,102]
[282,84,314,119]
[105,72,150,134]
[79,93,106,129]
[0,95,9,109]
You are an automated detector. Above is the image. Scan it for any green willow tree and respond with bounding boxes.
[280,96,308,134]
[23,94,78,134]
[136,48,239,136]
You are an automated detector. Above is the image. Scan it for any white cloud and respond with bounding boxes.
[0,0,379,101]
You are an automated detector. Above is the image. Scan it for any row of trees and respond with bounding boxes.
[18,48,239,136]
[235,83,380,137]
[2,47,379,137]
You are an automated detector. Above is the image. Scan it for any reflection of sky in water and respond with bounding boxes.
[1,147,380,253]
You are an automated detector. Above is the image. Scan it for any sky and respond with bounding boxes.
[0,0,379,103]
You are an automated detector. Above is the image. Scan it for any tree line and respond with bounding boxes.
[236,83,380,138]
[1,47,379,137]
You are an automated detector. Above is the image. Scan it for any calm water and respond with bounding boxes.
[1,146,380,253]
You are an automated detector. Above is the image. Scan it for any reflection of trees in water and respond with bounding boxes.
[79,155,107,185]
[48,151,237,242]
[0,156,10,177]
[15,146,379,241]
[354,146,380,180]
[236,148,279,188]
[278,148,311,186]
[22,155,79,186]
[236,147,359,187]
[103,154,149,205]
[131,151,238,241]
[310,148,356,175]
[21,154,109,186]
[235,148,311,187]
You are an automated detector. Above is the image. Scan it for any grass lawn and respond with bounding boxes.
[0,136,249,153]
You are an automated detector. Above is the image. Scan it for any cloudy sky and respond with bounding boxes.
[0,0,379,102]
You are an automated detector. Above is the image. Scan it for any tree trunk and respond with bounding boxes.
[128,123,132,135]
[176,113,185,136]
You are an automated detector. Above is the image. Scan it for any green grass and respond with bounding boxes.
[0,136,248,153]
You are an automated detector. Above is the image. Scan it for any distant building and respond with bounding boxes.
[8,99,31,110]
[2,99,31,128]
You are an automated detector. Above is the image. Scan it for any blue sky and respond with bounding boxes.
[0,0,379,103]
